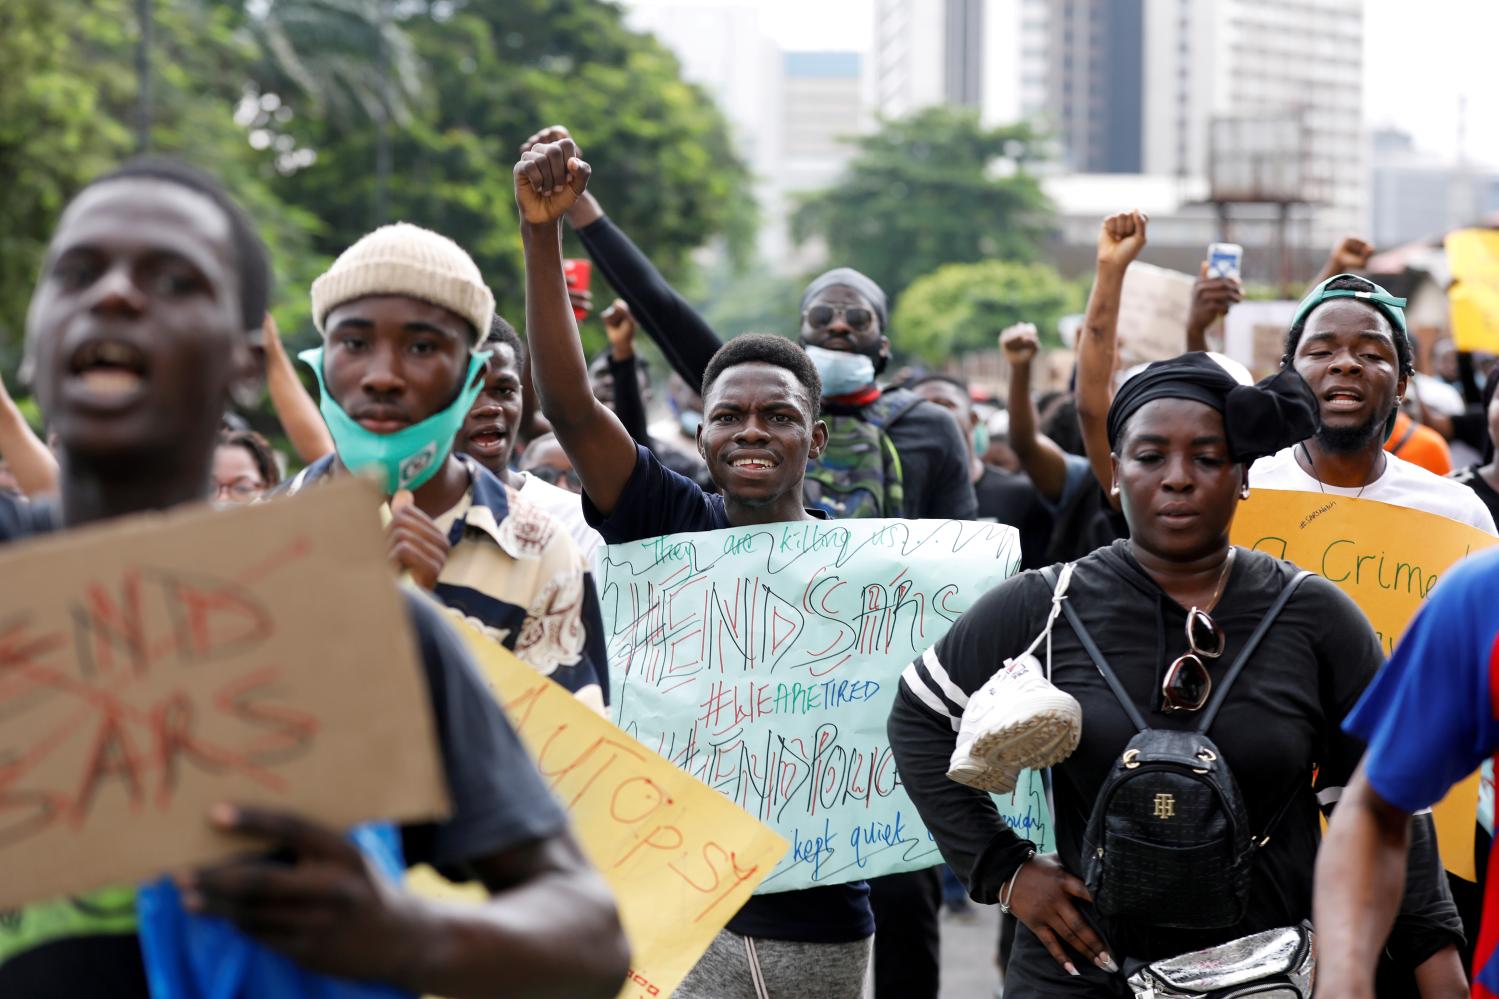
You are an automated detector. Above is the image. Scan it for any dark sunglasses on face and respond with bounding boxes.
[803,303,875,333]
[1161,607,1226,713]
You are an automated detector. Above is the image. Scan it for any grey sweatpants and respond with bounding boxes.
[673,928,873,999]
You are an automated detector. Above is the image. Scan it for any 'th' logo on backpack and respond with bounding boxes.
[803,387,922,520]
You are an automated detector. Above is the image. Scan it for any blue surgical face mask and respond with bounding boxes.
[804,344,876,397]
[299,347,489,495]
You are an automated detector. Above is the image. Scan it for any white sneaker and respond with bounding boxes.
[947,652,1082,794]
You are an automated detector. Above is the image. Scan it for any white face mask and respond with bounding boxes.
[804,344,876,397]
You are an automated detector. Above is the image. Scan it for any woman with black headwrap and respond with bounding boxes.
[889,352,1462,996]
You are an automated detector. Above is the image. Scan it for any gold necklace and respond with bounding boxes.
[1204,546,1236,613]
[1300,442,1381,500]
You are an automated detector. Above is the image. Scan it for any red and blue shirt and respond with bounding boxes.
[1345,546,1499,996]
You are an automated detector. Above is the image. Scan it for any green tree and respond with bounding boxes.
[0,0,132,362]
[696,263,802,341]
[264,0,753,335]
[891,259,1080,364]
[793,106,1053,306]
[0,0,749,375]
[0,0,322,363]
[237,0,424,126]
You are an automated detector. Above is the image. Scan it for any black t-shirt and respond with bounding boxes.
[973,464,1053,570]
[889,540,1460,966]
[0,513,567,997]
[584,443,874,943]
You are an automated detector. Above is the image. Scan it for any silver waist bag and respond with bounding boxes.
[1127,923,1314,999]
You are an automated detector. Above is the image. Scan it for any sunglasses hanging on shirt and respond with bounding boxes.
[1161,548,1236,713]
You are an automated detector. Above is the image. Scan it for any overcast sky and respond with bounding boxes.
[621,0,1499,167]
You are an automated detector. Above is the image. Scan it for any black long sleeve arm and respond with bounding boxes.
[575,215,724,388]
[606,354,651,448]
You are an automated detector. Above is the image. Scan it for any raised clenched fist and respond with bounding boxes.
[513,138,592,226]
[1097,210,1149,271]
[520,124,574,159]
[1000,323,1040,366]
[602,299,636,360]
[1326,236,1374,274]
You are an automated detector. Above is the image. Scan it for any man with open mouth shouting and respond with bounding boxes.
[1249,273,1495,534]
[1,156,626,999]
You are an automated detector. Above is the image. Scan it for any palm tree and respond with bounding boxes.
[242,0,425,217]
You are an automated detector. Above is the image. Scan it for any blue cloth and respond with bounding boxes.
[136,825,411,999]
[1344,546,1499,813]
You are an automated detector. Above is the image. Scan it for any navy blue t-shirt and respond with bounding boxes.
[584,443,874,943]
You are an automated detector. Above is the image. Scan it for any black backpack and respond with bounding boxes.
[1042,565,1312,930]
[802,388,924,520]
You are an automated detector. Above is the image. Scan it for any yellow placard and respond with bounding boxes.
[409,627,789,999]
[1232,489,1499,880]
[1446,228,1499,355]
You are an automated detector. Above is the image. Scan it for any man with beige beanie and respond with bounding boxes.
[286,222,609,710]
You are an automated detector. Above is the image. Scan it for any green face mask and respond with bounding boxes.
[299,346,489,495]
[971,421,990,457]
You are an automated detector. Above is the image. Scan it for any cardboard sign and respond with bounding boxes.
[1116,262,1197,367]
[1446,229,1499,354]
[1231,489,1499,880]
[0,478,448,909]
[410,630,788,999]
[597,519,1053,893]
[1223,300,1298,379]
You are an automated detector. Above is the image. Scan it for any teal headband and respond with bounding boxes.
[1290,273,1409,337]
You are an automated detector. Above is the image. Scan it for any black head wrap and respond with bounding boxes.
[1106,352,1319,464]
[800,267,889,330]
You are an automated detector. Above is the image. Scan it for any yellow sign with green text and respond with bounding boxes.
[409,626,789,999]
[1447,228,1499,355]
[1231,489,1498,880]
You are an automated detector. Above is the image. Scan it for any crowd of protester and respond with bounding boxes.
[2,119,1499,999]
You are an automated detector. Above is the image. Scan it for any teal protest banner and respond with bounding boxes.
[599,518,1054,893]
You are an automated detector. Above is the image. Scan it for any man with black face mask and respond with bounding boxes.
[1249,274,1495,534]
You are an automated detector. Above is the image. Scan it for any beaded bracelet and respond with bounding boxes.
[997,848,1036,914]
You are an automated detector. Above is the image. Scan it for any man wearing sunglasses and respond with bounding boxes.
[519,123,976,997]
[520,127,977,524]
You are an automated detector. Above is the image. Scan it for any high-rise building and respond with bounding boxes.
[1138,0,1366,243]
[1045,0,1145,173]
[870,0,1049,127]
[1371,128,1499,247]
[773,51,865,266]
[623,3,863,270]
